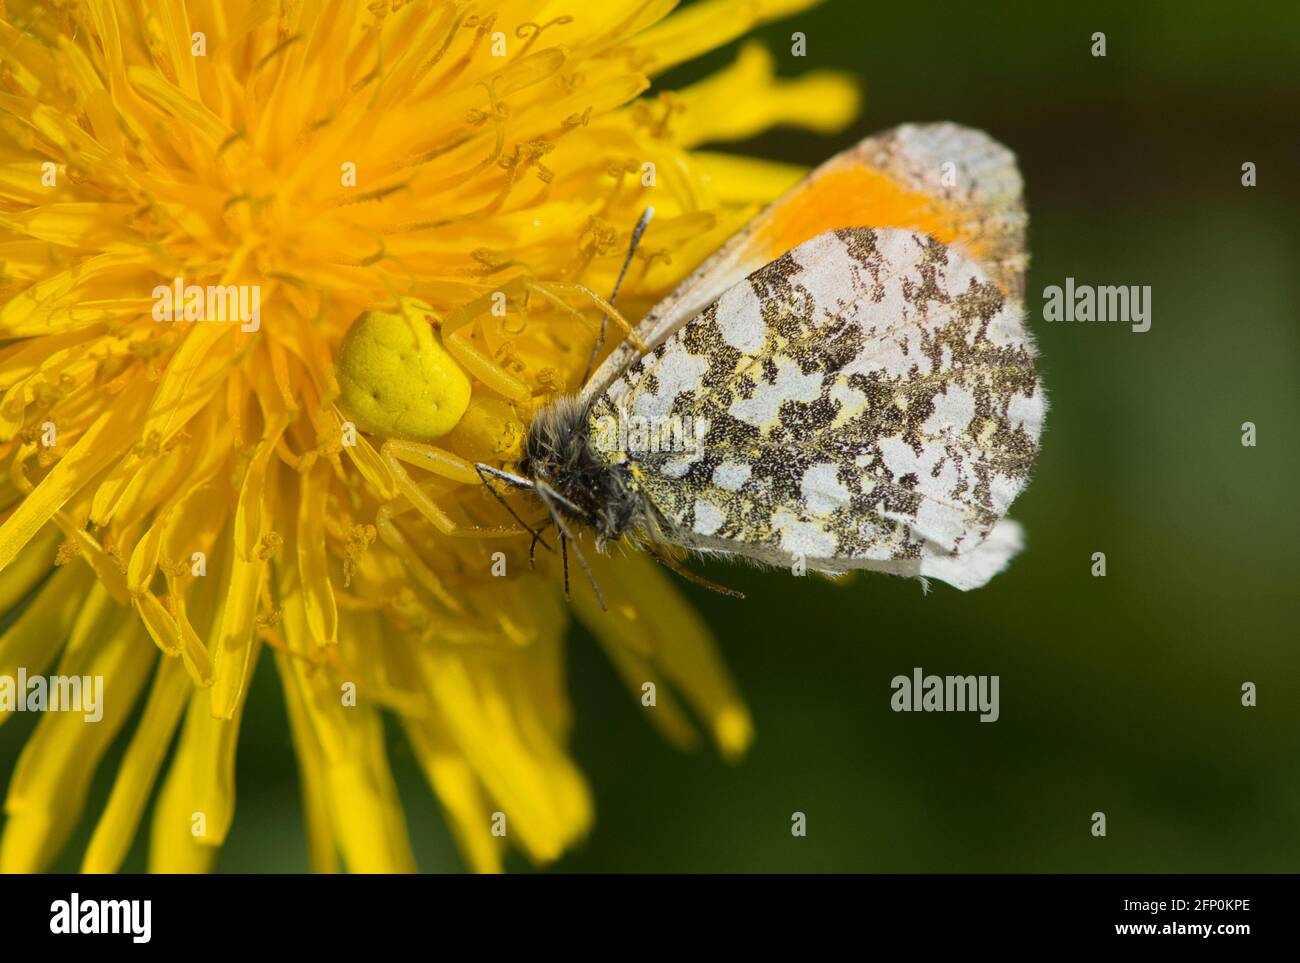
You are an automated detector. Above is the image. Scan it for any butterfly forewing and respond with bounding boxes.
[588,227,1044,588]
[582,122,1028,406]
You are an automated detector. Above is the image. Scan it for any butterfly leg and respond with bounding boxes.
[560,532,570,599]
[535,481,606,611]
[472,463,555,554]
[645,545,746,600]
[529,519,555,569]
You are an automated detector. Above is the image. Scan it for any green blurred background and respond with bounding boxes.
[4,0,1297,872]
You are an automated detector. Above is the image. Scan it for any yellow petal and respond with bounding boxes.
[689,151,808,204]
[574,551,754,760]
[413,642,592,865]
[631,0,823,74]
[402,716,504,873]
[147,713,220,873]
[298,460,339,646]
[151,660,259,870]
[0,203,137,251]
[277,651,342,875]
[0,564,92,713]
[0,523,59,613]
[0,253,148,337]
[0,376,152,571]
[671,42,860,146]
[278,570,416,872]
[0,600,153,873]
[83,656,191,873]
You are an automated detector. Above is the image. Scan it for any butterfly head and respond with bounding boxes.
[521,396,645,544]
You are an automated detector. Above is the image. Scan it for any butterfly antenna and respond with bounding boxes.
[473,463,555,555]
[583,206,654,385]
[536,482,607,611]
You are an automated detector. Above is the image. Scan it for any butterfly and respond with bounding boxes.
[475,123,1044,604]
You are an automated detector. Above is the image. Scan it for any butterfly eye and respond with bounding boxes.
[336,297,471,441]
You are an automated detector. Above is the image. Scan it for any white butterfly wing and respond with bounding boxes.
[591,227,1044,590]
[582,122,1027,406]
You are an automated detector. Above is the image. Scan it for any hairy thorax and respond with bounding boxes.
[520,397,646,544]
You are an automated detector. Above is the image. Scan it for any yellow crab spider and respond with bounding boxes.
[338,210,660,604]
[336,297,521,539]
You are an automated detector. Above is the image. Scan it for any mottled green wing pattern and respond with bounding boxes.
[589,227,1044,590]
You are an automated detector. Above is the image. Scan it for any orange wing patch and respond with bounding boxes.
[752,125,1026,302]
[583,123,1026,404]
[756,162,962,263]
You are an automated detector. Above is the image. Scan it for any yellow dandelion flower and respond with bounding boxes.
[0,0,858,872]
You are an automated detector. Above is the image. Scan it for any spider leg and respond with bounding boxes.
[381,440,517,537]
